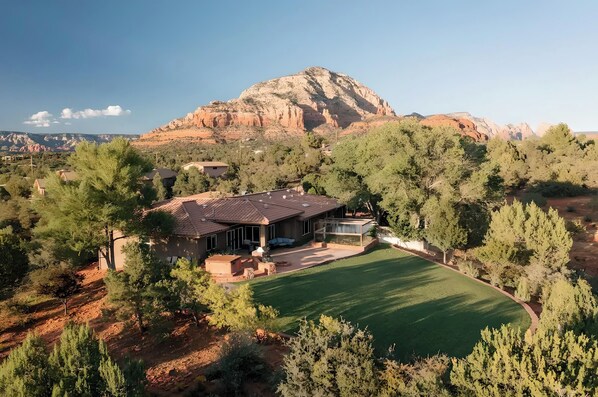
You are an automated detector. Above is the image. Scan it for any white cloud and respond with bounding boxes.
[61,105,131,119]
[24,111,54,128]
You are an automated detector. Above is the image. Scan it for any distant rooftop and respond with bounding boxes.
[184,161,228,168]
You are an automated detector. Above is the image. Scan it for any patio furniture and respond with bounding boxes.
[268,237,295,247]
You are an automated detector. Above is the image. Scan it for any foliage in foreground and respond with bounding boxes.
[277,315,450,397]
[452,277,598,397]
[450,325,598,396]
[206,333,267,396]
[0,323,145,397]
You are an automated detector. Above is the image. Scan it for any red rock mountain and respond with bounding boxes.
[139,67,395,145]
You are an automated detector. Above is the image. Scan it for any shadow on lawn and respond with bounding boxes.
[251,247,529,361]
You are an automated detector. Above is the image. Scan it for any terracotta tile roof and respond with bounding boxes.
[243,189,343,220]
[149,189,343,238]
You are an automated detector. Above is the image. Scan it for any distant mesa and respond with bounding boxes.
[139,66,396,145]
[139,67,542,146]
[0,132,138,153]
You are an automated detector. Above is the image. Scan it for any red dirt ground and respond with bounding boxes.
[544,196,598,277]
[0,265,284,396]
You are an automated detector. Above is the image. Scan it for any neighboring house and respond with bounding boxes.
[33,178,46,196]
[57,170,79,182]
[99,189,345,270]
[141,168,178,189]
[182,161,228,178]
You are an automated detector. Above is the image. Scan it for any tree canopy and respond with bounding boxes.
[34,138,153,269]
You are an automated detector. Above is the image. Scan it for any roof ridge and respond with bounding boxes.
[245,199,270,224]
[180,201,201,237]
[245,196,307,213]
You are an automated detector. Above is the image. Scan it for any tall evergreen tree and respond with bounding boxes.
[34,138,152,269]
[104,242,171,332]
[152,172,167,201]
[0,324,145,397]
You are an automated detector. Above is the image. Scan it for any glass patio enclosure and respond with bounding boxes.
[314,218,375,246]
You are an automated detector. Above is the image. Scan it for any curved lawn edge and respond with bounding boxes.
[390,245,539,335]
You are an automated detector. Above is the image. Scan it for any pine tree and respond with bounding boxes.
[450,325,598,396]
[0,334,51,397]
[168,257,212,325]
[476,200,572,292]
[0,324,146,397]
[152,172,167,201]
[34,138,153,270]
[538,278,598,336]
[277,315,379,397]
[104,242,170,332]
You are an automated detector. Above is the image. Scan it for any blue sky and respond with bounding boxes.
[2,0,598,134]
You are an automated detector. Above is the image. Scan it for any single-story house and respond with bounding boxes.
[57,170,79,182]
[33,178,46,196]
[182,161,228,178]
[99,189,345,270]
[141,168,178,189]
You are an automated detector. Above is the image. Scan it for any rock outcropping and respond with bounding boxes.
[141,67,395,143]
[447,112,535,140]
[420,114,488,141]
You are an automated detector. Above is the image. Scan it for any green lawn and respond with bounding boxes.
[249,245,530,360]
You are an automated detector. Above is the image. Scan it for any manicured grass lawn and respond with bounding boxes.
[249,245,531,360]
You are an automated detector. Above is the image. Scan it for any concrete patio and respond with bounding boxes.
[269,244,361,274]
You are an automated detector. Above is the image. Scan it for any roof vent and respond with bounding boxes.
[202,204,208,208]
[302,203,310,207]
[264,204,269,208]
[282,195,287,199]
[258,199,263,202]
[286,189,291,192]
[201,218,206,222]
[266,192,271,196]
[300,192,305,196]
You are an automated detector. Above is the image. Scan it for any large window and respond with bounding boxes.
[245,226,260,243]
[226,227,243,250]
[302,219,312,235]
[206,234,217,252]
[268,224,276,240]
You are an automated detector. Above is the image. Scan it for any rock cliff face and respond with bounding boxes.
[447,112,535,140]
[0,132,138,152]
[142,67,395,142]
[420,114,488,141]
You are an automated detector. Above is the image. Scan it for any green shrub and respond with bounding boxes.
[207,333,266,396]
[457,261,480,278]
[565,219,586,235]
[277,315,378,397]
[528,181,588,197]
[520,192,547,207]
[514,277,531,302]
